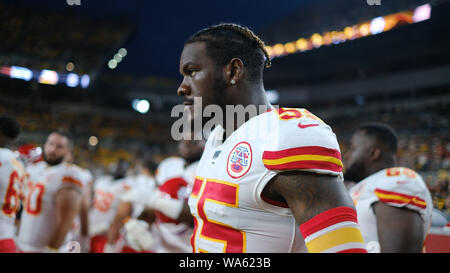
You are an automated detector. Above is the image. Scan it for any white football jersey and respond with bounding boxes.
[89,175,134,236]
[349,167,433,252]
[17,161,87,252]
[0,148,26,240]
[189,107,343,253]
[152,158,198,253]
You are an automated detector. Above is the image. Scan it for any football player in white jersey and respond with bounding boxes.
[17,131,88,252]
[88,159,133,253]
[345,123,432,252]
[176,23,367,253]
[122,139,205,252]
[106,156,158,253]
[63,150,93,253]
[0,114,25,253]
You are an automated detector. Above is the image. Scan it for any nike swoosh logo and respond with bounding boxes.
[298,122,319,129]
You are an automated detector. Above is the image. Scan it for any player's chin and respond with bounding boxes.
[45,156,64,166]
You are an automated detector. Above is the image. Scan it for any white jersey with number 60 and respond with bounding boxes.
[0,148,26,239]
[17,161,87,252]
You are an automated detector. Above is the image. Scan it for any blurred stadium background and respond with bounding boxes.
[0,0,448,245]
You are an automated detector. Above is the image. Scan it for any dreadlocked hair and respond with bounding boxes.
[185,23,271,82]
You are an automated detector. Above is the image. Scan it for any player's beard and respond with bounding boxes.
[344,161,366,183]
[43,153,64,166]
[200,72,228,131]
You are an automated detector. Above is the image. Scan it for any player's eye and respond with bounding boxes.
[188,69,197,77]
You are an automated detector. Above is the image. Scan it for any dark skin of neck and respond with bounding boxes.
[223,80,270,140]
[364,156,396,181]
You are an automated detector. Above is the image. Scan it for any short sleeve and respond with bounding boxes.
[60,165,86,192]
[369,168,431,218]
[254,109,343,215]
[262,109,343,176]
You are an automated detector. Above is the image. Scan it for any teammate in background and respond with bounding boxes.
[63,150,93,253]
[344,123,433,252]
[122,139,205,252]
[106,156,157,253]
[17,131,88,252]
[177,23,366,253]
[88,159,133,253]
[0,114,25,253]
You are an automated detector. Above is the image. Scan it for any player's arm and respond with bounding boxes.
[264,171,367,253]
[178,202,194,227]
[373,202,424,252]
[47,186,83,251]
[80,183,92,238]
[106,200,132,244]
[137,207,156,225]
[78,183,92,252]
[121,187,193,225]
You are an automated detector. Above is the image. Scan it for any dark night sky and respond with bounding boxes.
[5,0,317,78]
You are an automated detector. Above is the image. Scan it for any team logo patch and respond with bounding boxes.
[227,142,252,179]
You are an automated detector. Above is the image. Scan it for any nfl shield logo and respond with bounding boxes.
[227,142,252,179]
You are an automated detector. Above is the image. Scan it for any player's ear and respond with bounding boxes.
[369,147,382,162]
[225,58,244,85]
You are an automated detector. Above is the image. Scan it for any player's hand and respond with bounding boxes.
[103,243,116,253]
[124,218,155,251]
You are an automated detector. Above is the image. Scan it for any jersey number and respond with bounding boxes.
[25,182,45,215]
[93,190,114,212]
[191,177,246,253]
[386,167,417,179]
[1,171,22,216]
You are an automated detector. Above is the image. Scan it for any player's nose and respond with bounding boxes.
[177,77,190,97]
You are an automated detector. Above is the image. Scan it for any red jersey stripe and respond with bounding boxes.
[374,188,427,209]
[263,146,341,160]
[299,207,358,239]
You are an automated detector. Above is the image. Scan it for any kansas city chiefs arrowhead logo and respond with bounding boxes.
[227,142,252,179]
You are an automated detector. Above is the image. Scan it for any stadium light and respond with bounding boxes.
[284,42,296,53]
[296,38,309,51]
[272,44,285,56]
[114,53,123,63]
[66,73,79,87]
[370,17,386,35]
[413,4,431,22]
[80,74,90,88]
[311,33,323,48]
[88,136,98,146]
[132,99,150,114]
[266,4,432,59]
[39,69,59,85]
[66,62,75,72]
[108,59,118,69]
[10,66,33,81]
[118,48,127,57]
